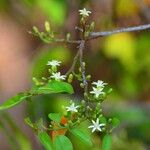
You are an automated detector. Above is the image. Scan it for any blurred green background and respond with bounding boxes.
[0,0,150,149]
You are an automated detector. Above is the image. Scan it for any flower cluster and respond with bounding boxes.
[32,60,111,135]
[90,80,107,98]
[65,102,106,133]
[47,60,66,81]
[14,8,120,149]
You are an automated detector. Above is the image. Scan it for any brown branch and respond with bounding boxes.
[78,40,88,93]
[65,50,80,76]
[53,39,81,44]
[89,24,150,39]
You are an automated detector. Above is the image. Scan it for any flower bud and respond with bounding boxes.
[48,69,52,73]
[97,103,101,107]
[42,77,47,81]
[89,22,95,31]
[99,109,102,113]
[102,127,106,132]
[108,118,112,123]
[66,33,71,41]
[84,31,89,38]
[81,100,85,104]
[33,26,39,33]
[80,17,86,25]
[68,74,73,83]
[82,62,86,67]
[45,21,51,33]
[68,120,72,124]
[87,106,90,110]
[77,119,80,124]
[80,83,84,88]
[79,67,81,72]
[32,77,40,86]
[99,114,103,118]
[84,92,88,98]
[86,75,91,80]
[51,66,57,72]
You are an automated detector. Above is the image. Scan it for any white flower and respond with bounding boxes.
[90,87,104,98]
[92,80,107,88]
[88,118,105,133]
[79,8,91,17]
[47,60,61,67]
[51,72,66,81]
[66,103,79,112]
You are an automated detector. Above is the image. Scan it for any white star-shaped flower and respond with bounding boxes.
[92,80,107,88]
[90,87,104,98]
[79,8,91,17]
[47,60,61,67]
[88,118,105,133]
[51,72,66,81]
[66,103,79,112]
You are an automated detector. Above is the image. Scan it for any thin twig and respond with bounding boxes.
[65,50,80,76]
[54,39,81,44]
[89,24,150,39]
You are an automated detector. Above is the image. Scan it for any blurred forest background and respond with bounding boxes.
[0,0,150,150]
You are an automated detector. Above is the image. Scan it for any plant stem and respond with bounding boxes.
[78,40,88,93]
[65,50,80,76]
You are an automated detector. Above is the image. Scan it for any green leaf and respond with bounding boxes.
[0,93,31,111]
[70,128,92,146]
[0,81,73,111]
[102,134,112,150]
[48,113,62,123]
[112,117,120,128]
[54,135,73,150]
[31,81,74,95]
[38,131,53,150]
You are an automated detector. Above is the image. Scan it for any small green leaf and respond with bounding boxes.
[70,128,92,146]
[36,118,44,130]
[48,113,62,123]
[24,117,35,129]
[112,117,120,128]
[89,21,95,31]
[32,26,39,33]
[31,81,74,95]
[0,93,31,111]
[99,116,107,124]
[38,131,53,150]
[102,134,112,150]
[54,135,73,150]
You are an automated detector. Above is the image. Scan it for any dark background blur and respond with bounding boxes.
[0,0,150,150]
